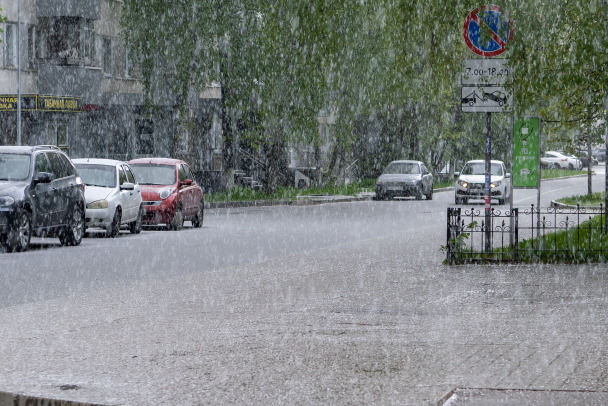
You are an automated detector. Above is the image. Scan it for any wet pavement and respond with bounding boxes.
[0,174,607,405]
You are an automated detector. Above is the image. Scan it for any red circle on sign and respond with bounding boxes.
[463,5,513,57]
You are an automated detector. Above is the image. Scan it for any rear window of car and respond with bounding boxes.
[0,153,31,181]
[383,162,420,174]
[130,164,177,185]
[75,164,117,188]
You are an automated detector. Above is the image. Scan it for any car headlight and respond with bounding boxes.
[0,196,15,207]
[458,180,468,188]
[159,188,174,200]
[88,200,108,209]
[490,181,501,188]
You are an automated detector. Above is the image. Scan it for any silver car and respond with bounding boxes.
[73,158,144,237]
[375,160,434,200]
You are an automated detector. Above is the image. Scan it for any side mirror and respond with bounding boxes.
[505,173,511,178]
[454,172,460,178]
[181,179,193,186]
[121,182,135,191]
[34,172,54,185]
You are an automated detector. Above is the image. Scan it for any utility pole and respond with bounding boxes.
[17,0,22,145]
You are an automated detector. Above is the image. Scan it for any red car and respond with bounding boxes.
[128,158,204,229]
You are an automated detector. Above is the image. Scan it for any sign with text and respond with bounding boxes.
[0,95,82,112]
[462,58,511,85]
[513,117,540,188]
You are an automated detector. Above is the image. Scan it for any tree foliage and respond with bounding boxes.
[121,0,607,188]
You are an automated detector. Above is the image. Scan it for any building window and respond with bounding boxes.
[124,41,131,78]
[27,26,36,68]
[136,119,154,155]
[4,23,17,67]
[103,37,112,75]
[80,19,95,62]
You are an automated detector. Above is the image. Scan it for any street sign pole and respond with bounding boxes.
[485,112,492,255]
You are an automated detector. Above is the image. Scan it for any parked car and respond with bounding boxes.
[128,158,204,230]
[454,160,511,205]
[575,151,597,168]
[73,159,144,237]
[0,145,85,252]
[541,151,582,170]
[375,160,434,200]
[592,148,606,163]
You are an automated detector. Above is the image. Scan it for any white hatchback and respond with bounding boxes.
[454,160,511,205]
[73,158,144,237]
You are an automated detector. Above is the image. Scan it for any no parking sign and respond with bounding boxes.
[463,5,513,57]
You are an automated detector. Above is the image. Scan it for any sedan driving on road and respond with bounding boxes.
[455,160,511,205]
[375,160,434,200]
[128,158,204,230]
[73,159,144,237]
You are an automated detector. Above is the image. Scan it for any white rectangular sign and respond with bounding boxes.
[461,85,512,113]
[462,58,511,85]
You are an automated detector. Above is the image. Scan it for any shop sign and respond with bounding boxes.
[0,95,83,112]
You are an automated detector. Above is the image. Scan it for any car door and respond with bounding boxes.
[47,151,77,226]
[178,163,197,216]
[421,164,432,195]
[119,165,139,222]
[31,152,55,229]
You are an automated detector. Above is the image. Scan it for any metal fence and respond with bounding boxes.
[446,205,608,264]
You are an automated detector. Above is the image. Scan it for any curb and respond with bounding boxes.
[205,188,455,209]
[0,391,110,406]
[550,200,603,210]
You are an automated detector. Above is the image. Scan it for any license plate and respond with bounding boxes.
[387,186,402,191]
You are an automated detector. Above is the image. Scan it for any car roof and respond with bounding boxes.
[388,160,423,164]
[72,158,127,166]
[465,159,504,164]
[128,157,186,166]
[0,145,62,154]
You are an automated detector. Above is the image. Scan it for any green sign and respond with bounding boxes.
[513,117,540,188]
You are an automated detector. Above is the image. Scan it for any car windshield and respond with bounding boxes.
[383,162,420,175]
[130,164,176,185]
[0,153,31,181]
[75,164,116,188]
[461,162,503,176]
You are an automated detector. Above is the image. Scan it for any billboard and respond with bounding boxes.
[513,117,540,188]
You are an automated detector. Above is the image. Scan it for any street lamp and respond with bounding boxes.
[17,0,22,145]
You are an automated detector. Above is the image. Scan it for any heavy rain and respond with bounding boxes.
[0,1,607,405]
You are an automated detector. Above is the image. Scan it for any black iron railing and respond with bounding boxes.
[446,204,607,264]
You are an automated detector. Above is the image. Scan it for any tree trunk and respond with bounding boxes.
[264,127,285,194]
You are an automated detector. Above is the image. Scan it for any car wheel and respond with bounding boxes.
[498,198,505,205]
[426,185,434,200]
[60,203,85,246]
[455,196,461,205]
[415,185,423,200]
[191,201,204,228]
[568,163,574,170]
[552,163,560,169]
[107,208,122,238]
[4,210,32,252]
[129,204,144,234]
[167,205,184,231]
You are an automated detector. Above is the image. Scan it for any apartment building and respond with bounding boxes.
[0,0,224,186]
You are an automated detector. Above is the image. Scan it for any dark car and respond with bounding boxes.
[375,160,434,200]
[128,158,204,230]
[0,145,86,252]
[483,90,508,106]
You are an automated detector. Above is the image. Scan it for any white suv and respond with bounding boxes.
[455,160,511,205]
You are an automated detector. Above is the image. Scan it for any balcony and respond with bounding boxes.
[36,0,100,20]
[37,63,102,104]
